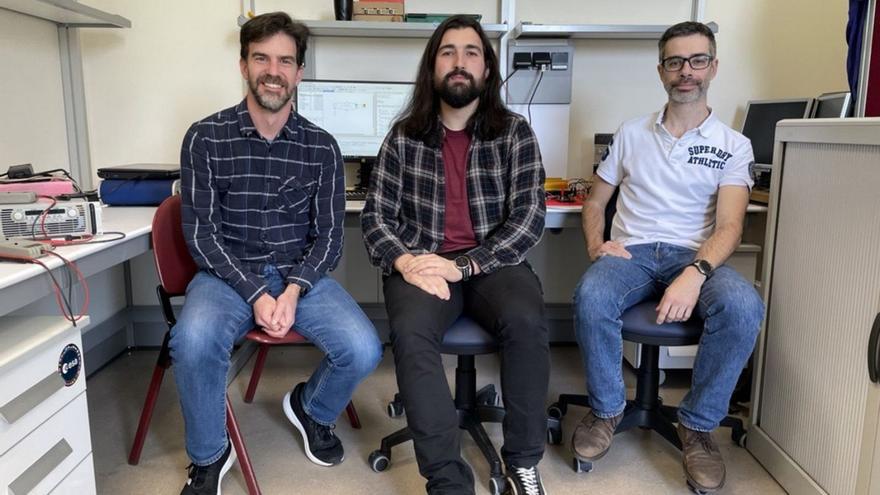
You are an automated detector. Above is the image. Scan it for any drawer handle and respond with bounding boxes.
[0,372,65,425]
[9,439,73,495]
[869,312,880,383]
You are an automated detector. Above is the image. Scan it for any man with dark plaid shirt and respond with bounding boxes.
[361,15,550,495]
[172,13,381,495]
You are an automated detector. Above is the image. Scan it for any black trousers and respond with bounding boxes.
[383,262,550,495]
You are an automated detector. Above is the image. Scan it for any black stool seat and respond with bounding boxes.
[621,301,702,346]
[440,317,498,355]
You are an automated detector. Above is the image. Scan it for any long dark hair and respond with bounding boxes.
[397,15,510,146]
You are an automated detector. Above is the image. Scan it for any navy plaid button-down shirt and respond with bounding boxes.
[180,100,344,303]
[361,113,546,274]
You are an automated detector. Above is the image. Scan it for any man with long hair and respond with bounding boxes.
[174,12,381,494]
[362,15,550,495]
[571,21,763,494]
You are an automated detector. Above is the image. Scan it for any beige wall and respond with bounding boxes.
[71,0,847,180]
[0,10,70,174]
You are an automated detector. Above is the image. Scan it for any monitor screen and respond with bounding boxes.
[741,99,813,165]
[296,80,414,159]
[811,91,851,118]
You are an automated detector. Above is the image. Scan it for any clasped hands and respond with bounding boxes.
[590,240,706,325]
[394,253,464,300]
[253,284,301,338]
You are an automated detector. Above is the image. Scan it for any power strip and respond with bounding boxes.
[0,238,53,259]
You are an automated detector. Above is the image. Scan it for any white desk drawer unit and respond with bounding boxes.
[0,316,94,495]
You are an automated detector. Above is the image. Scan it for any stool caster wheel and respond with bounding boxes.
[489,475,506,495]
[547,402,566,420]
[387,394,404,418]
[477,384,501,407]
[572,457,593,473]
[369,450,390,472]
[546,418,563,445]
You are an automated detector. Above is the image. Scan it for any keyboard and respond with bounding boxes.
[345,189,368,202]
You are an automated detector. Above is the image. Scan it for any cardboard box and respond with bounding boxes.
[353,1,404,16]
[353,14,404,22]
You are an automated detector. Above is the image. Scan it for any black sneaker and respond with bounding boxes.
[504,465,546,495]
[180,440,236,495]
[283,382,344,466]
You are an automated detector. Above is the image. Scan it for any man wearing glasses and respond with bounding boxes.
[570,21,763,494]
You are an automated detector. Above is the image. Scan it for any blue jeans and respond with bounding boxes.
[169,265,382,465]
[573,242,763,431]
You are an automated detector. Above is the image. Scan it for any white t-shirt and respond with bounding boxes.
[596,106,754,250]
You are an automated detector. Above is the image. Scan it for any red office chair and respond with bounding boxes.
[128,196,360,494]
[127,195,260,495]
[242,330,362,429]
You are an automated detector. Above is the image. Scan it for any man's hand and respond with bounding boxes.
[263,284,300,338]
[402,271,451,300]
[253,293,277,333]
[590,241,632,261]
[655,267,705,324]
[392,253,451,299]
[405,254,461,282]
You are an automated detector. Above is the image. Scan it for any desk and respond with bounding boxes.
[0,207,155,319]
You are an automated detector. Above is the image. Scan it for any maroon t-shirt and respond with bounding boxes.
[439,127,477,253]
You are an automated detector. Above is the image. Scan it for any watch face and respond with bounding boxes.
[455,256,469,268]
[695,260,712,274]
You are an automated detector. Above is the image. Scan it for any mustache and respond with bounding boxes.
[258,74,287,88]
[444,69,475,83]
[672,76,700,87]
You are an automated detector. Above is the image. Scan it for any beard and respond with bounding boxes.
[435,69,484,109]
[248,73,293,112]
[664,76,709,104]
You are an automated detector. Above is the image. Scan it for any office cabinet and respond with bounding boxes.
[0,316,95,495]
[748,119,880,495]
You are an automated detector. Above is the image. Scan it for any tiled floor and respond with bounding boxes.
[88,345,784,494]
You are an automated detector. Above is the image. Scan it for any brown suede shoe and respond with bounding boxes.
[571,410,623,462]
[678,423,725,494]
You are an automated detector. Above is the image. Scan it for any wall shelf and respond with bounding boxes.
[237,16,507,39]
[512,21,718,40]
[0,0,130,28]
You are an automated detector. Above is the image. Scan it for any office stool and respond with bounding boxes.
[242,329,361,429]
[546,301,747,473]
[368,317,508,495]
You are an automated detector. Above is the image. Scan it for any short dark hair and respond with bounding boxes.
[658,21,716,60]
[240,12,309,66]
[397,15,510,145]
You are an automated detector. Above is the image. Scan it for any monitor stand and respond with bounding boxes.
[354,157,376,190]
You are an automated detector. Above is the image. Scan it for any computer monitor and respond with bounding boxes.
[295,79,414,160]
[741,98,814,166]
[810,91,852,118]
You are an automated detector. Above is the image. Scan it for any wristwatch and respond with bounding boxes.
[454,255,473,282]
[690,259,714,278]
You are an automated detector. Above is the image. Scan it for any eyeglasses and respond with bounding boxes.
[660,54,714,72]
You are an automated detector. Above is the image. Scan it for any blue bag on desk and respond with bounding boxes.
[99,179,179,206]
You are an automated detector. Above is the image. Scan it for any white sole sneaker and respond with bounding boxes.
[282,389,341,467]
[216,444,236,495]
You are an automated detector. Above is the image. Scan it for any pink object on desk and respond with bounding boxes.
[0,179,75,196]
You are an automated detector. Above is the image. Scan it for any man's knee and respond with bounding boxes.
[170,317,227,369]
[341,329,383,376]
[574,272,621,324]
[706,286,764,341]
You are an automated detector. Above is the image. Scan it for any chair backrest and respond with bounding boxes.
[151,195,198,296]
